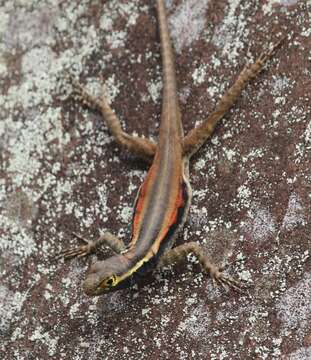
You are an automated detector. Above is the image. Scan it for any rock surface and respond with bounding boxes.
[0,0,310,359]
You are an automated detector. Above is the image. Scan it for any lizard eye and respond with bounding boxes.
[101,275,117,288]
[106,278,114,286]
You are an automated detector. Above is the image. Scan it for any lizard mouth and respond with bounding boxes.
[83,274,105,296]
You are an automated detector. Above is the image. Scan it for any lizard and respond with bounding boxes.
[60,0,284,296]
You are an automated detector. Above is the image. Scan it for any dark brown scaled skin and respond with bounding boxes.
[60,0,285,296]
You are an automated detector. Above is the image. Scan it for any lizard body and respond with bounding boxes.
[61,0,284,296]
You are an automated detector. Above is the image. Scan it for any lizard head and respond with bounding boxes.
[83,255,130,296]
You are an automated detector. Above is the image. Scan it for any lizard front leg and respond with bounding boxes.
[71,78,157,162]
[157,242,242,292]
[58,231,126,260]
[183,38,285,158]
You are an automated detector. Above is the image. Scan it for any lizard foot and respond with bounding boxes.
[211,269,247,294]
[57,232,97,260]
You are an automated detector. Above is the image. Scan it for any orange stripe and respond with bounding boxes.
[131,165,156,241]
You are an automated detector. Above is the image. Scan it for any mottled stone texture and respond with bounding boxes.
[0,0,310,359]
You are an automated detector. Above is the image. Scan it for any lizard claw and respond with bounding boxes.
[258,35,287,64]
[56,232,96,260]
[211,270,248,294]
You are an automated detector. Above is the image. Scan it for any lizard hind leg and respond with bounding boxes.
[157,242,243,292]
[57,231,126,260]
